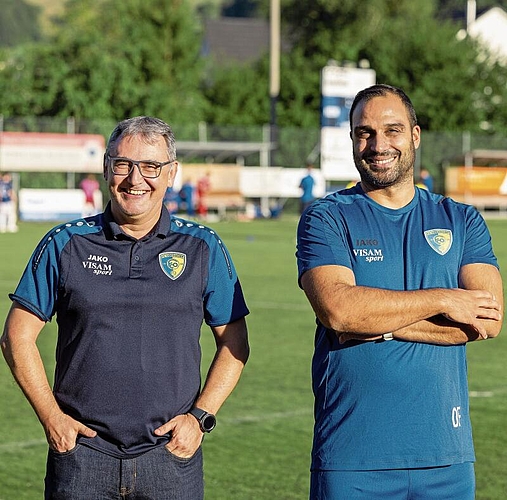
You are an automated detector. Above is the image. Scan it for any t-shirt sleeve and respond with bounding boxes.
[296,203,352,287]
[9,230,63,322]
[203,235,249,326]
[462,206,499,269]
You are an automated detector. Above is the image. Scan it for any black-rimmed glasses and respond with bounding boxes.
[106,155,175,179]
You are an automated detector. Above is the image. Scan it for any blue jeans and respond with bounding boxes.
[45,444,203,499]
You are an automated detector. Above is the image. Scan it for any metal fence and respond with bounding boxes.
[2,115,507,194]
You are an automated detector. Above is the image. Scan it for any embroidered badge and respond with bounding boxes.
[424,229,453,256]
[159,252,187,280]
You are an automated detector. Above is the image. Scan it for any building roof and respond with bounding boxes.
[467,7,507,62]
[202,17,271,64]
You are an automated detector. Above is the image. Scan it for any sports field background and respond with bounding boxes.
[0,216,506,499]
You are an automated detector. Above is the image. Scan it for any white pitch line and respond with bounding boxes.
[0,438,46,451]
[221,408,313,424]
[469,391,494,397]
[0,410,314,451]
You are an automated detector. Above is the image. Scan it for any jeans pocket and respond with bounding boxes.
[49,444,81,457]
[163,444,200,464]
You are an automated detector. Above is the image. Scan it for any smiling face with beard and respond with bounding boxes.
[351,94,421,191]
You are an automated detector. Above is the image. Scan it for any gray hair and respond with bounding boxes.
[106,116,177,161]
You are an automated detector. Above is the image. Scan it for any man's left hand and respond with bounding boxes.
[154,414,203,459]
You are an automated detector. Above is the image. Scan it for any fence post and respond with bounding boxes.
[67,116,76,135]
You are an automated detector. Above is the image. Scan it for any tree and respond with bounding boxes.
[275,0,507,132]
[0,43,67,117]
[203,54,271,126]
[0,0,207,123]
[0,0,42,47]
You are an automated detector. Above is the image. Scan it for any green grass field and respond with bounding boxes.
[0,217,506,499]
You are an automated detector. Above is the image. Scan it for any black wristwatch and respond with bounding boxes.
[188,407,216,433]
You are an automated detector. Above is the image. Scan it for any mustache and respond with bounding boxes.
[363,151,398,160]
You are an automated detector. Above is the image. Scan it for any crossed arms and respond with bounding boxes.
[300,263,503,345]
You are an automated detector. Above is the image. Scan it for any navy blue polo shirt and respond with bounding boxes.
[10,204,249,458]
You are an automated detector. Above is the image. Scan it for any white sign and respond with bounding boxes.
[0,132,105,173]
[320,65,376,181]
[19,189,87,221]
[239,167,326,198]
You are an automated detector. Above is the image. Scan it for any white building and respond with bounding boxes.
[465,6,507,63]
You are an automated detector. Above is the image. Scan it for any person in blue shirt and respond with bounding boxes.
[299,163,316,214]
[0,171,18,233]
[179,178,195,216]
[297,85,503,500]
[1,116,250,499]
[419,166,434,191]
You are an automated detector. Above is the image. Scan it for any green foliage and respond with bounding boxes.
[0,0,207,123]
[0,0,42,47]
[203,59,270,125]
[360,14,485,131]
[0,43,68,116]
[56,0,208,122]
[3,0,507,134]
[275,0,507,132]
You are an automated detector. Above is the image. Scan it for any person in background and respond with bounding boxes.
[419,166,434,191]
[163,185,180,215]
[0,172,18,233]
[79,173,101,216]
[1,116,250,499]
[297,84,503,500]
[179,178,195,216]
[196,172,211,218]
[299,164,315,214]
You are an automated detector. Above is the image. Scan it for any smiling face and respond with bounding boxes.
[104,134,177,233]
[351,94,420,190]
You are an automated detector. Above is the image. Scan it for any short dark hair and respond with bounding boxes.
[106,116,176,160]
[349,84,418,130]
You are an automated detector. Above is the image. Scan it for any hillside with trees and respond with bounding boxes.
[1,0,507,134]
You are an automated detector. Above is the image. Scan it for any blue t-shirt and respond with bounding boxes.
[300,174,315,203]
[10,204,249,458]
[0,178,12,202]
[296,185,498,471]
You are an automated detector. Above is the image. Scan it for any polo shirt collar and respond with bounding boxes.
[103,202,171,240]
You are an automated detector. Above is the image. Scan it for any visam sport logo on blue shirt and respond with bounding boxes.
[159,252,187,280]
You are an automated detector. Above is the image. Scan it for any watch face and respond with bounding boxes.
[202,414,216,432]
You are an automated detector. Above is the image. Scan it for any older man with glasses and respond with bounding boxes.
[1,116,250,499]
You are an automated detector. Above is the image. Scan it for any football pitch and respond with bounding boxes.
[0,216,506,499]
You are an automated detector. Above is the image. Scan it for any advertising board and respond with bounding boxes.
[320,65,376,181]
[0,132,104,173]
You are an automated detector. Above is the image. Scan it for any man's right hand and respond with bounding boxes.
[44,411,97,453]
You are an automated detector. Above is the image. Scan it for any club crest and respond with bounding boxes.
[424,229,453,255]
[159,252,187,280]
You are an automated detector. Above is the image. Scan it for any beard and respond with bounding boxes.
[353,142,416,189]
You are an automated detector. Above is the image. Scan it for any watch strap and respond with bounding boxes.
[188,407,216,432]
[189,407,207,421]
